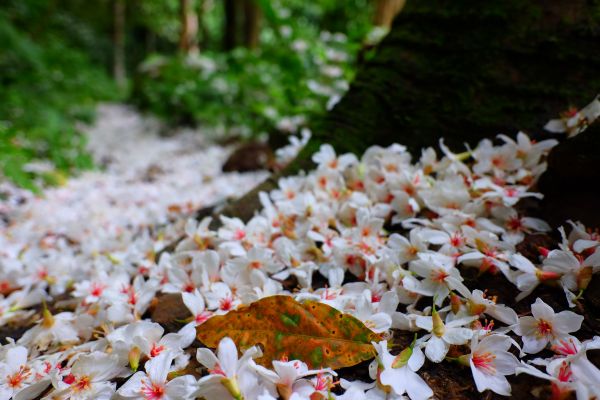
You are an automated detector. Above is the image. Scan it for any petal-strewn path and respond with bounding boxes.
[0,104,267,294]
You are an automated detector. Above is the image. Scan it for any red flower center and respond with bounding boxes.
[219,296,233,311]
[73,375,92,392]
[7,366,31,388]
[150,343,166,357]
[537,319,553,337]
[141,379,165,400]
[472,351,496,374]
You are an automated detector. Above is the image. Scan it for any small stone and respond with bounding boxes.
[150,293,192,333]
[222,141,274,172]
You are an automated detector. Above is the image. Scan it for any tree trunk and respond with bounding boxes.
[539,123,600,228]
[198,0,210,49]
[373,0,406,28]
[179,0,199,54]
[113,0,126,89]
[223,0,239,51]
[243,0,261,49]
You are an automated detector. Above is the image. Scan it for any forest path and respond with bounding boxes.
[0,103,267,259]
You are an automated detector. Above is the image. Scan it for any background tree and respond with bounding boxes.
[113,0,126,88]
[179,0,199,54]
[243,0,262,49]
[223,0,239,50]
[372,0,405,28]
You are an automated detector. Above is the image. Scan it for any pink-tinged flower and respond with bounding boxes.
[182,290,212,325]
[351,293,393,333]
[465,289,518,326]
[405,252,471,306]
[369,340,433,400]
[458,229,512,279]
[514,298,583,354]
[195,337,265,400]
[17,308,85,351]
[254,359,334,399]
[118,351,196,400]
[543,249,596,306]
[460,334,519,396]
[516,336,600,400]
[544,96,600,137]
[491,206,551,246]
[311,144,357,171]
[509,253,562,302]
[0,346,33,399]
[472,138,522,179]
[496,132,558,170]
[51,352,126,400]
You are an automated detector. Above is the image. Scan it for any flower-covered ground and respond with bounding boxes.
[1,104,600,400]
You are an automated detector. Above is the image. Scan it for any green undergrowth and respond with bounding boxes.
[0,9,120,192]
[132,0,372,138]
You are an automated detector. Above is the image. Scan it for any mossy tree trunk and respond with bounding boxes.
[313,0,600,156]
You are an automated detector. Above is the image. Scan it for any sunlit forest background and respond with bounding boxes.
[1,0,405,191]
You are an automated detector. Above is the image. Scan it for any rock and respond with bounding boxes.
[222,141,273,172]
[150,293,192,333]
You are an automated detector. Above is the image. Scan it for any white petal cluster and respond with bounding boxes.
[2,111,600,400]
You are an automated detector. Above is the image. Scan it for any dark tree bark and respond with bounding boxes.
[113,0,126,89]
[539,123,600,228]
[243,0,262,49]
[223,0,239,51]
[314,0,600,156]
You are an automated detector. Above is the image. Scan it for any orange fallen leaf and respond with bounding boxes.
[196,295,381,369]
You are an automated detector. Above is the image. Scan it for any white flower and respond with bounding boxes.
[351,292,392,333]
[50,352,125,400]
[465,289,518,326]
[182,289,212,325]
[195,337,265,400]
[311,144,357,171]
[543,249,596,306]
[254,359,333,400]
[370,340,433,400]
[18,308,85,350]
[405,252,470,306]
[460,334,519,396]
[0,346,33,399]
[514,298,584,354]
[416,308,475,363]
[544,97,600,137]
[118,351,196,400]
[509,253,561,301]
[336,379,374,400]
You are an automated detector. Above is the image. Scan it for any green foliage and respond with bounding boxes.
[133,1,373,137]
[0,4,118,191]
